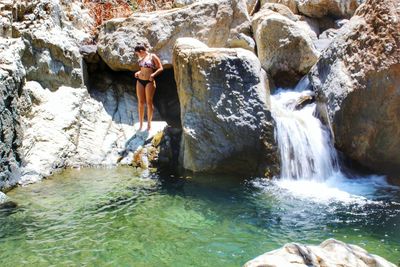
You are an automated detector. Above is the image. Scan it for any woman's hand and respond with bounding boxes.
[149,73,155,81]
[134,71,140,78]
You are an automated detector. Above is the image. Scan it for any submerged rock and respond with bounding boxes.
[244,239,396,267]
[173,38,279,176]
[310,0,400,178]
[97,0,253,71]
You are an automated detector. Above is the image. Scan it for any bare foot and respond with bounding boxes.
[147,122,151,131]
[138,123,143,131]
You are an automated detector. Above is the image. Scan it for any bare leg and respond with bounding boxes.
[145,81,156,131]
[136,81,145,130]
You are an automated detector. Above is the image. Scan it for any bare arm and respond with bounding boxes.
[150,54,163,81]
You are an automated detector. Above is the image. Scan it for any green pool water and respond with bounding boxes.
[1,167,399,266]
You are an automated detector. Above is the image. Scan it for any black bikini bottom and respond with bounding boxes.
[138,79,152,87]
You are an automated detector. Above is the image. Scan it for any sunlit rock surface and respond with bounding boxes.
[118,122,168,167]
[173,38,279,176]
[297,0,362,18]
[310,0,400,178]
[97,0,253,71]
[252,6,319,87]
[261,0,298,14]
[19,81,140,185]
[244,239,397,267]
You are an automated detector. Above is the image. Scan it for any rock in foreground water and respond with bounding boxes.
[244,239,397,267]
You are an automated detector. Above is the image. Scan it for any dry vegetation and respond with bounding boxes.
[83,0,174,37]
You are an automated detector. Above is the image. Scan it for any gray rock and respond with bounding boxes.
[79,45,100,64]
[252,8,319,87]
[244,239,396,267]
[310,0,400,178]
[173,38,279,176]
[297,0,363,18]
[0,37,26,191]
[97,0,253,71]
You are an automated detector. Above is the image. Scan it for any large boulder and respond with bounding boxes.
[244,239,396,267]
[310,0,400,177]
[97,0,253,71]
[173,38,278,176]
[297,0,362,18]
[0,37,26,191]
[252,6,319,87]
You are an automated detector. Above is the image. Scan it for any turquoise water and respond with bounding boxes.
[1,167,399,266]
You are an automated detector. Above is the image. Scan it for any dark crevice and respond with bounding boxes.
[84,56,181,128]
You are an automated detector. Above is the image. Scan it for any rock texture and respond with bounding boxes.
[11,0,93,91]
[297,0,361,18]
[18,77,141,185]
[261,0,298,14]
[244,239,396,267]
[310,0,400,177]
[252,5,319,87]
[0,38,26,191]
[0,0,149,189]
[173,38,278,175]
[97,0,253,71]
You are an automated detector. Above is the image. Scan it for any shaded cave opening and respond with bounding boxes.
[82,57,181,128]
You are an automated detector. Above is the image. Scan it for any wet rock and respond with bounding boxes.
[173,38,279,176]
[244,239,396,267]
[310,0,400,178]
[294,92,315,110]
[97,0,253,71]
[252,7,319,87]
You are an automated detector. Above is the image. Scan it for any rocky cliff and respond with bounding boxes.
[310,0,400,178]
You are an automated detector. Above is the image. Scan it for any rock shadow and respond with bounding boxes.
[83,58,181,128]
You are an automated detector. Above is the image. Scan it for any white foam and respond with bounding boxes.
[253,174,398,206]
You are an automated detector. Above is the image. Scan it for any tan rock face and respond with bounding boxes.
[310,0,400,177]
[244,239,397,267]
[297,0,361,18]
[261,0,298,14]
[173,38,279,176]
[97,0,253,71]
[252,8,319,87]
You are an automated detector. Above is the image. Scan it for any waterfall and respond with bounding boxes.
[271,89,339,181]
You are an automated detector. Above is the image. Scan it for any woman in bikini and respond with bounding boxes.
[134,45,163,131]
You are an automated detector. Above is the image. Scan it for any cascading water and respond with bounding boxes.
[271,89,339,181]
[264,79,398,204]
